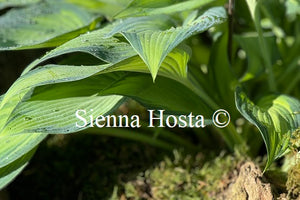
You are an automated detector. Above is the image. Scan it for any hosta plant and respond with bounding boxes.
[0,0,299,193]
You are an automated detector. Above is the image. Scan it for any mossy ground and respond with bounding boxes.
[116,150,271,200]
[2,133,300,200]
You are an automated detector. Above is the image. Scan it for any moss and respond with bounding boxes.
[290,128,300,151]
[121,149,248,200]
[286,161,300,199]
[282,128,300,199]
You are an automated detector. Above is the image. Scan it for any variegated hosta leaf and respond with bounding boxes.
[0,4,226,188]
[0,64,112,129]
[27,48,192,107]
[0,0,99,50]
[24,48,212,133]
[2,96,123,136]
[0,44,193,189]
[0,146,37,188]
[115,0,215,18]
[0,133,46,168]
[105,47,189,81]
[0,47,196,141]
[235,87,300,170]
[0,163,27,189]
[0,64,123,185]
[0,63,124,179]
[22,23,189,81]
[0,61,123,178]
[0,0,40,9]
[0,95,122,188]
[23,24,137,75]
[107,6,227,80]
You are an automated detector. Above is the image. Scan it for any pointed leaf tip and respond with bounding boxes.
[109,7,227,82]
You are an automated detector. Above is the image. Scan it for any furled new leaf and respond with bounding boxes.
[235,87,300,170]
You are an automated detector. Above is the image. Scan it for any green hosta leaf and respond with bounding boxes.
[0,164,26,189]
[31,72,212,116]
[29,47,205,114]
[105,47,189,81]
[0,0,40,9]
[67,0,132,19]
[235,33,279,82]
[235,87,300,170]
[127,0,178,7]
[0,76,122,185]
[0,95,122,187]
[0,64,112,129]
[246,0,257,21]
[0,133,46,168]
[0,124,43,188]
[23,23,189,81]
[208,32,236,112]
[3,95,123,136]
[0,147,36,188]
[96,74,212,114]
[0,62,121,172]
[115,0,215,18]
[0,0,99,50]
[0,94,122,168]
[246,0,276,91]
[0,43,194,188]
[107,6,227,80]
[23,25,137,75]
[26,45,209,115]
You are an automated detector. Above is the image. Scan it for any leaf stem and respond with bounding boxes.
[254,3,277,92]
[181,77,219,111]
[213,122,244,151]
[284,73,300,94]
[227,0,234,64]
